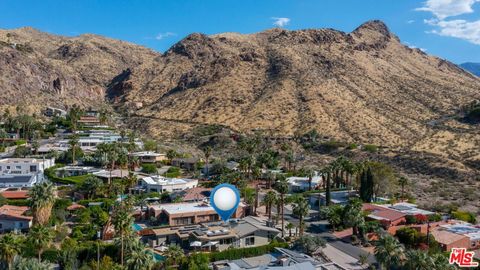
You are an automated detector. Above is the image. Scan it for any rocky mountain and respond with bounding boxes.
[460,62,480,76]
[0,27,158,112]
[112,21,480,146]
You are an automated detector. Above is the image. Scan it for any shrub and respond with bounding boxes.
[428,213,442,222]
[164,166,181,178]
[414,214,428,224]
[452,211,477,224]
[141,164,157,174]
[15,139,27,146]
[363,144,378,153]
[405,215,417,224]
[347,143,358,150]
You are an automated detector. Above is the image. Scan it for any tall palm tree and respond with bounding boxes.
[274,175,289,237]
[262,191,278,220]
[164,244,185,267]
[292,197,310,236]
[27,225,54,261]
[286,222,295,237]
[0,233,23,270]
[404,249,434,270]
[29,182,56,225]
[67,104,83,132]
[125,173,138,195]
[321,166,332,206]
[398,176,408,202]
[112,203,134,266]
[68,134,79,165]
[374,234,406,270]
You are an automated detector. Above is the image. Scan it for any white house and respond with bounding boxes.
[139,175,198,193]
[0,158,55,187]
[286,172,323,192]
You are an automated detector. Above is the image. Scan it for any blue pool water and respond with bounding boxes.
[132,223,142,231]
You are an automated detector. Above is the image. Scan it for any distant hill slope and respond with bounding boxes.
[460,62,480,76]
[110,21,480,149]
[0,27,158,112]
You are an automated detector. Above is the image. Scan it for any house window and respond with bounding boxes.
[6,166,10,170]
[30,166,37,172]
[245,236,255,246]
[15,166,21,170]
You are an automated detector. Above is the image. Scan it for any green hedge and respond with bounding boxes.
[45,164,90,184]
[208,241,288,261]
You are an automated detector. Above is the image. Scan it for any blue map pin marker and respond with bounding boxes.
[210,183,240,222]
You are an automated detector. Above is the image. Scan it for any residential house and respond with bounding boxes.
[431,228,471,251]
[130,151,167,163]
[0,205,32,232]
[0,158,55,187]
[78,116,100,126]
[440,222,480,250]
[362,203,406,227]
[286,172,323,192]
[142,216,279,252]
[230,216,281,249]
[44,107,67,117]
[171,157,200,171]
[139,176,198,193]
[148,201,245,226]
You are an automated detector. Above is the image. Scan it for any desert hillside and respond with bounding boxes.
[110,21,480,150]
[0,27,158,112]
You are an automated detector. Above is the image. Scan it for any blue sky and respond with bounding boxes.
[1,0,480,63]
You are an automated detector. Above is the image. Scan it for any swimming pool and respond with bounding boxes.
[132,223,143,231]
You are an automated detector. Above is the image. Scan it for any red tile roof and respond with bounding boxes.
[0,205,32,221]
[363,203,406,222]
[0,190,29,199]
[67,203,86,211]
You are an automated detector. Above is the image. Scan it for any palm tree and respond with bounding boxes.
[398,176,408,201]
[126,248,155,270]
[27,225,54,261]
[404,249,434,270]
[343,199,364,236]
[358,253,369,269]
[0,233,23,270]
[164,244,185,267]
[374,234,406,270]
[112,203,134,266]
[67,104,83,132]
[125,173,138,195]
[262,191,278,220]
[68,134,79,165]
[292,197,310,236]
[274,175,289,237]
[29,182,56,225]
[321,166,332,206]
[286,222,295,237]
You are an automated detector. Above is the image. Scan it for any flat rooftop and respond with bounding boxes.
[150,202,215,215]
[142,176,196,186]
